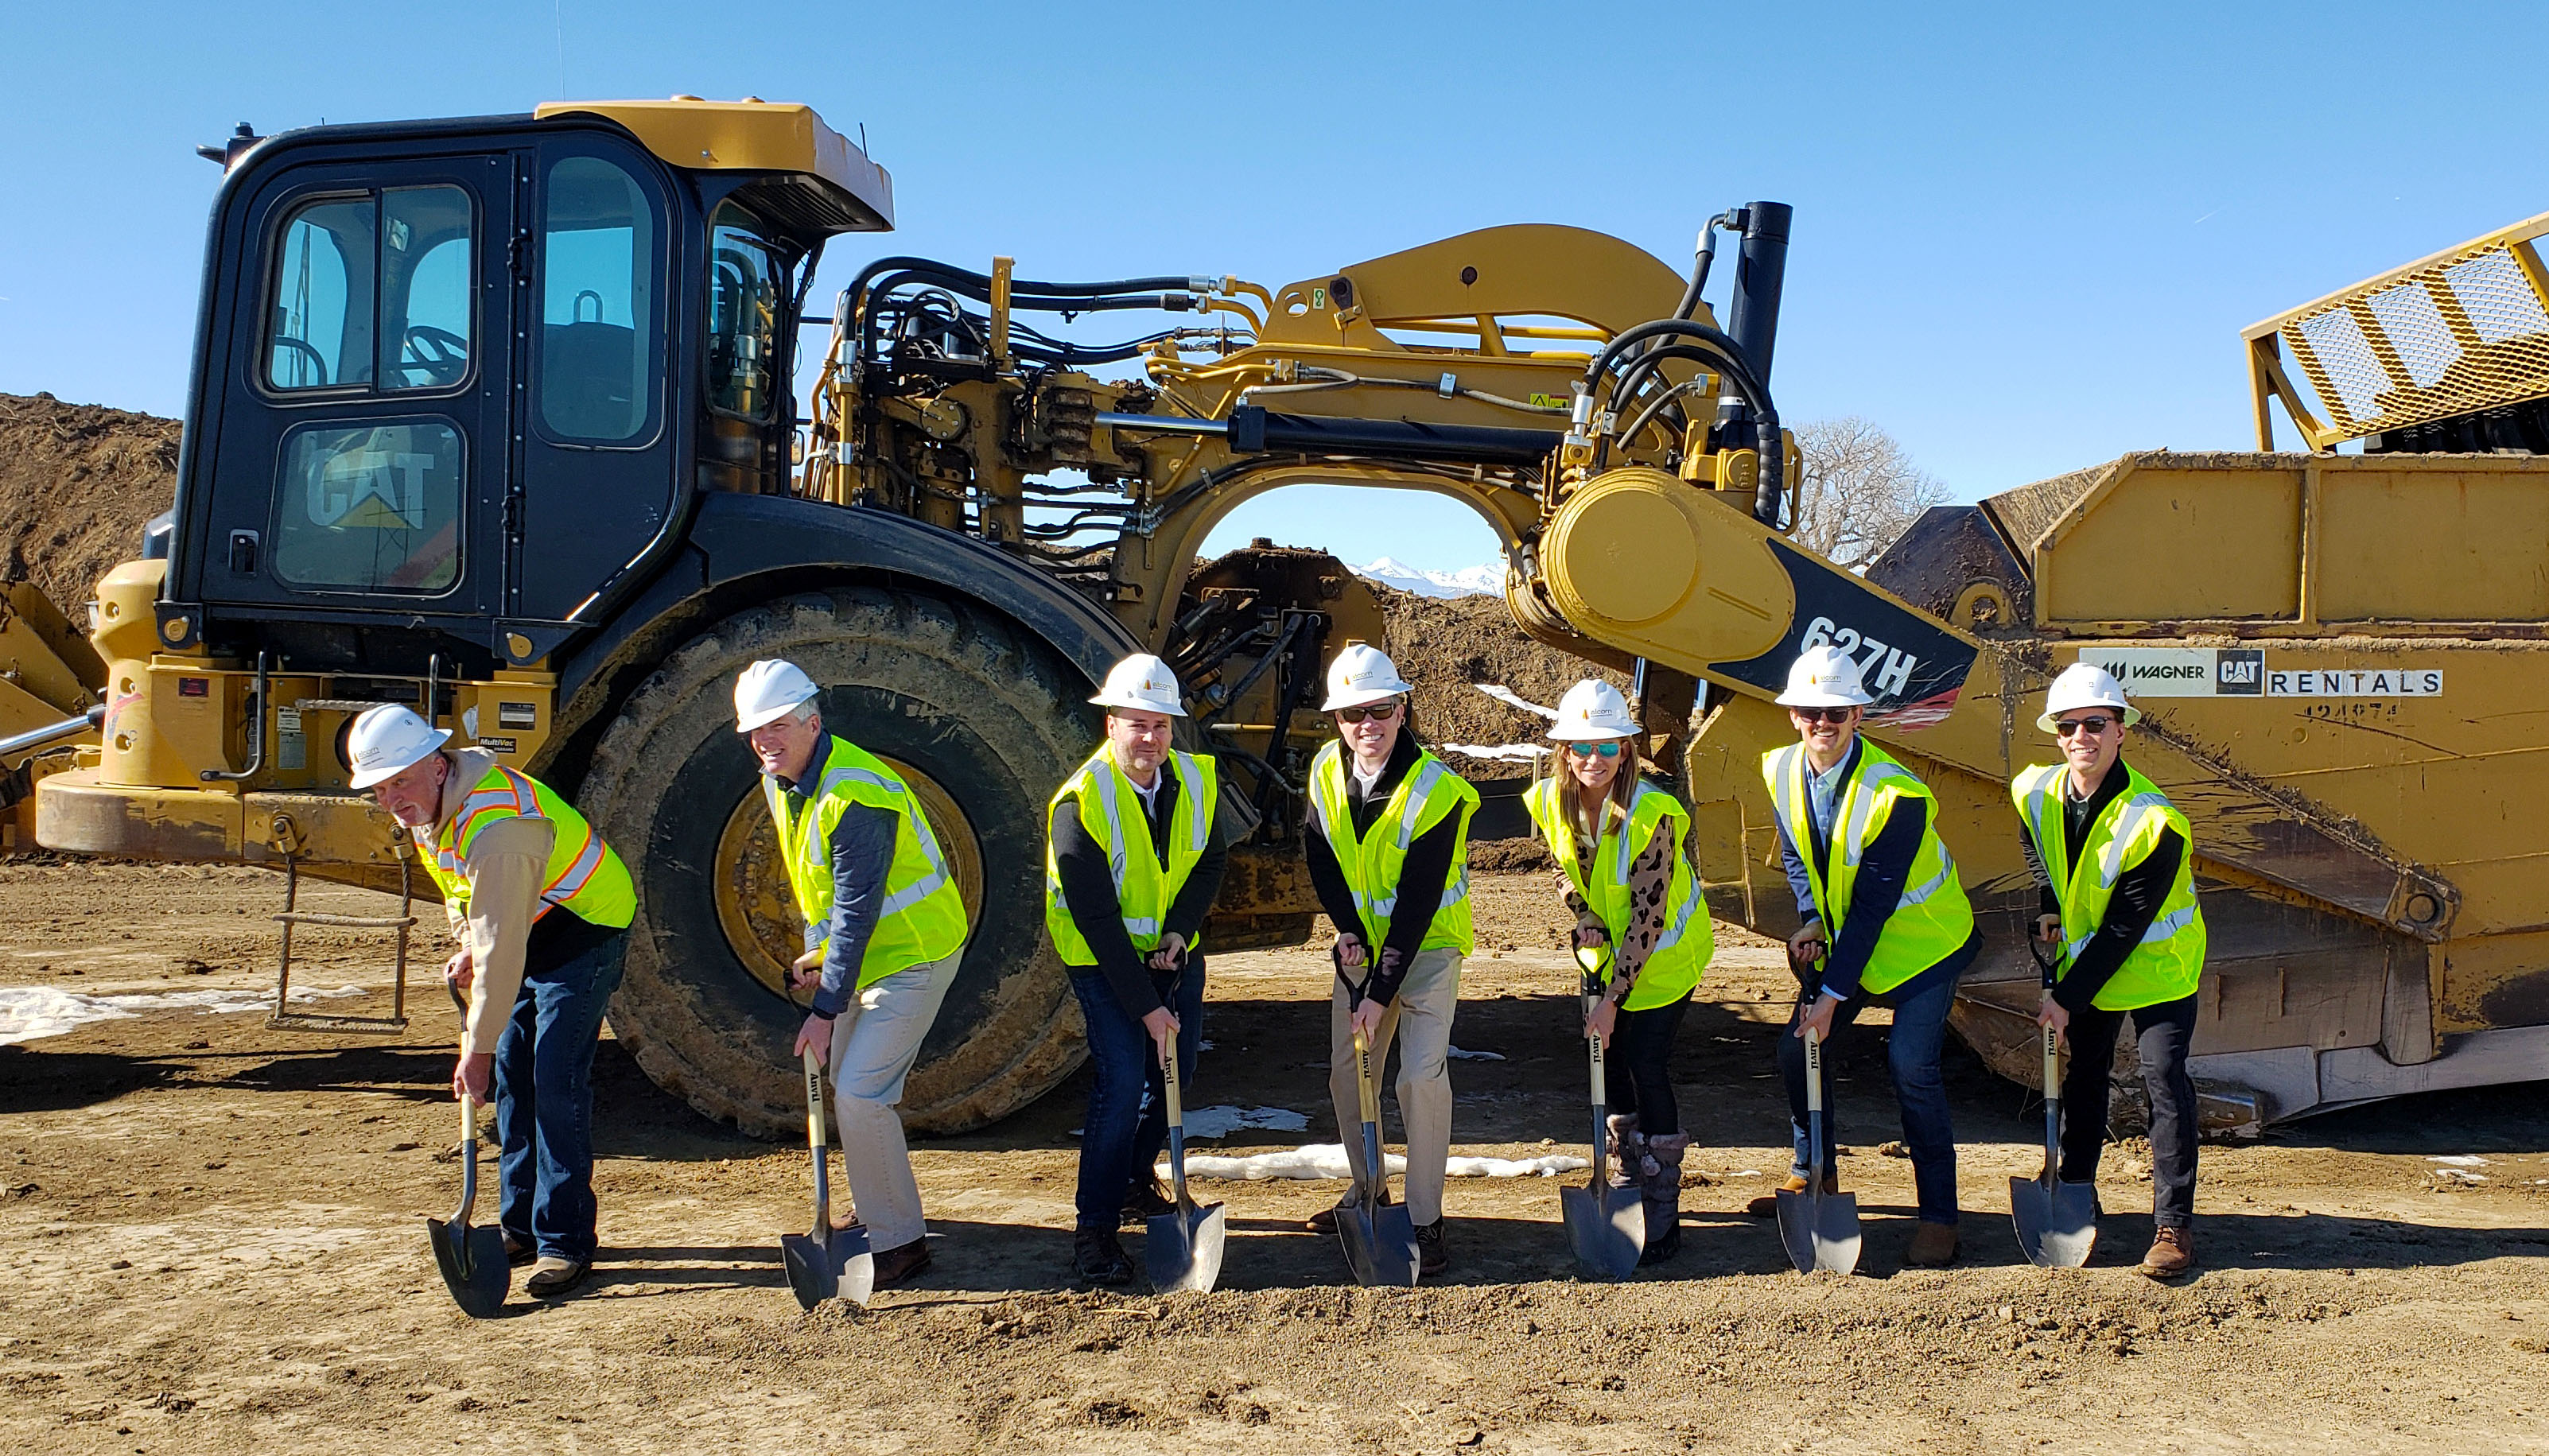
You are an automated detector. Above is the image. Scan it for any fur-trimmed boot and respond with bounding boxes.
[1605,1113,1645,1191]
[1638,1131,1692,1264]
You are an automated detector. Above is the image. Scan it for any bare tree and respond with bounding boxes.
[1785,416,1949,571]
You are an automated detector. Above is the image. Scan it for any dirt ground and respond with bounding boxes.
[3,859,2547,1454]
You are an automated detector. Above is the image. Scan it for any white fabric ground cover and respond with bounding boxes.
[0,984,361,1046]
[1175,1143,1588,1181]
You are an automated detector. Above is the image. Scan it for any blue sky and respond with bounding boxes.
[6,2,2546,573]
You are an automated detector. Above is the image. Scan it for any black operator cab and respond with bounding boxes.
[162,98,892,676]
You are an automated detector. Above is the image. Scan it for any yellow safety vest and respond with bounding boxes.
[1760,739,1973,995]
[1524,775,1711,1010]
[2011,762,2206,1011]
[1043,744,1219,965]
[1308,740,1478,957]
[423,763,635,930]
[767,736,967,989]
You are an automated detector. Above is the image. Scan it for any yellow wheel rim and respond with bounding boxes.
[711,755,985,1000]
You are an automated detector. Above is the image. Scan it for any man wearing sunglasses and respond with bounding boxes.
[1301,643,1478,1277]
[2013,662,2208,1279]
[1755,645,1979,1268]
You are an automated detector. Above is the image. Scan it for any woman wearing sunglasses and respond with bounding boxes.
[1521,679,1712,1263]
[1300,643,1479,1277]
[2012,662,2208,1279]
[1756,644,1980,1268]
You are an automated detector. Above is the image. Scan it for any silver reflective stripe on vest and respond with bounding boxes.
[2097,793,2175,887]
[799,759,955,917]
[1898,850,1956,908]
[1767,744,1804,847]
[2140,904,2197,945]
[1086,759,1133,893]
[1840,760,1921,870]
[1179,751,1210,854]
[1397,759,1446,852]
[1652,863,1705,953]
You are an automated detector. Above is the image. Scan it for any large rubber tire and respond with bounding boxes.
[581,587,1094,1136]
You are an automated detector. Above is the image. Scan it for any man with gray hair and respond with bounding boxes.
[735,658,969,1287]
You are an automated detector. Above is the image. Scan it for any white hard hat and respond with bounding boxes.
[347,704,451,789]
[734,658,822,733]
[1322,643,1413,712]
[2038,662,2142,735]
[1547,679,1640,742]
[1774,645,1874,708]
[1089,653,1187,716]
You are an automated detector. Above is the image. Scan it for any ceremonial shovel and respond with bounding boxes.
[427,981,508,1318]
[780,1048,874,1309]
[1144,1042,1226,1292]
[1775,1024,1860,1274]
[2010,937,2098,1268]
[1559,945,1643,1279]
[1332,951,1419,1287]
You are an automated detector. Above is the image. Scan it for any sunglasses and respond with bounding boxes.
[1791,707,1856,725]
[2054,715,2115,737]
[1335,701,1399,724]
[1564,741,1623,759]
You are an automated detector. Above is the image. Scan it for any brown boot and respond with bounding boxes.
[1306,1188,1392,1235]
[872,1237,931,1287]
[1639,1132,1690,1264]
[2138,1225,2197,1279]
[1746,1173,1836,1217]
[1904,1221,1959,1268]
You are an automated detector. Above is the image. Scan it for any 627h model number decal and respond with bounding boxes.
[1709,538,1980,730]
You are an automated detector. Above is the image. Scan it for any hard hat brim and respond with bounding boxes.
[2036,702,2142,735]
[347,726,453,789]
[1774,685,1874,709]
[1320,685,1409,712]
[1546,721,1640,742]
[734,690,820,734]
[1088,690,1187,716]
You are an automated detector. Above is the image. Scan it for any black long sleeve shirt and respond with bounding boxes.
[1303,730,1463,1008]
[2022,757,2186,1014]
[1050,753,1232,1018]
[1774,738,1933,1000]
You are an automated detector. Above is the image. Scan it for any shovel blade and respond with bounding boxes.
[1147,1199,1227,1294]
[828,1226,876,1306]
[1560,1182,1646,1280]
[1776,1188,1860,1275]
[780,1232,833,1311]
[2009,1175,2098,1268]
[427,1217,511,1318]
[1337,1197,1419,1287]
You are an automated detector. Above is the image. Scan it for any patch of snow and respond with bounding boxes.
[0,984,363,1047]
[1351,557,1502,600]
[2427,1154,2489,1167]
[1179,1105,1310,1140]
[1473,684,1558,719]
[1173,1143,1589,1182]
[1439,742,1548,763]
[1446,1046,1505,1062]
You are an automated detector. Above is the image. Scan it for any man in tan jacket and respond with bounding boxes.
[351,705,636,1299]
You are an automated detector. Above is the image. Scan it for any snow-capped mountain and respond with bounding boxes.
[1350,557,1502,599]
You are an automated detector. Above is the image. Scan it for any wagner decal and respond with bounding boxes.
[2081,647,2219,697]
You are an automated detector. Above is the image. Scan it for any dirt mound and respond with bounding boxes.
[1373,585,1626,747]
[0,392,179,608]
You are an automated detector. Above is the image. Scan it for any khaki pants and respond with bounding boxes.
[825,946,964,1251]
[1327,947,1463,1224]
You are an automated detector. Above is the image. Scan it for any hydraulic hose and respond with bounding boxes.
[1580,324,1784,527]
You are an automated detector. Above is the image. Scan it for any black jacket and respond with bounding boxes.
[1050,753,1232,1017]
[2022,757,2186,1013]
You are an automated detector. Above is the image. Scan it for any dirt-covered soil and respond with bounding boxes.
[3,858,2546,1454]
[1376,588,1630,750]
[0,394,177,607]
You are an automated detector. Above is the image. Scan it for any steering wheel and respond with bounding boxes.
[269,336,330,386]
[399,325,471,387]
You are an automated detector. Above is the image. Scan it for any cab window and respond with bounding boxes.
[271,420,464,592]
[539,156,659,443]
[266,185,475,394]
[706,204,779,418]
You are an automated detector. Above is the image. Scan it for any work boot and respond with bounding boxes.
[1412,1218,1449,1278]
[501,1232,535,1268]
[1606,1114,1645,1190]
[1306,1187,1393,1235]
[1746,1172,1837,1217]
[1119,1175,1175,1225]
[2138,1225,2197,1279]
[871,1237,931,1287]
[1073,1228,1133,1287]
[1904,1221,1960,1268]
[525,1256,589,1299]
[1638,1132,1691,1264]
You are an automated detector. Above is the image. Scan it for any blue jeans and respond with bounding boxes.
[1067,956,1204,1234]
[1777,952,1964,1225]
[495,934,627,1262]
